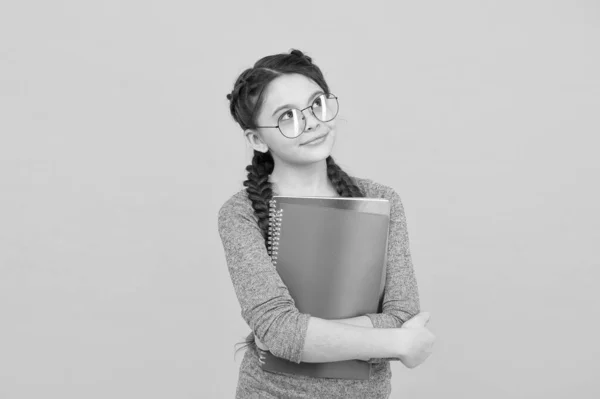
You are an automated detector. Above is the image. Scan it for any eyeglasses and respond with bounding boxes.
[256,93,339,138]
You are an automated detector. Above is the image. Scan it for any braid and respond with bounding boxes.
[242,150,276,243]
[227,68,259,130]
[326,156,365,197]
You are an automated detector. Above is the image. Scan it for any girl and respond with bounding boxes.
[218,49,435,398]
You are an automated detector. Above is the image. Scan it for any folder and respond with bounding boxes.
[260,195,390,380]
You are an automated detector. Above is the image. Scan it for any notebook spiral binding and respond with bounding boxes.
[267,198,283,265]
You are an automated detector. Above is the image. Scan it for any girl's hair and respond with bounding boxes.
[226,48,366,359]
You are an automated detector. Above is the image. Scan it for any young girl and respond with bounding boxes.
[218,49,435,398]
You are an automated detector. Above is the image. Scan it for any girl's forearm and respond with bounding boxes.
[256,316,374,353]
[331,315,374,328]
[301,316,399,363]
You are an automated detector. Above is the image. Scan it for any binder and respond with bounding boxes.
[260,195,391,380]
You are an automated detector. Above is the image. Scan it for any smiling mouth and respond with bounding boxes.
[302,132,328,145]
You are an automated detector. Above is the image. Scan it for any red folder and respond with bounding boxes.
[260,195,390,380]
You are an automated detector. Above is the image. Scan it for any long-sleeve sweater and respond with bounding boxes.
[217,176,420,398]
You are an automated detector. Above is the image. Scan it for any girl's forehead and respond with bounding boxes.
[263,74,321,106]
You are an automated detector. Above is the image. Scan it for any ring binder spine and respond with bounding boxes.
[267,198,283,265]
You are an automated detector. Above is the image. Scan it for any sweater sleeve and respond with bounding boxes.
[365,188,420,364]
[217,199,311,364]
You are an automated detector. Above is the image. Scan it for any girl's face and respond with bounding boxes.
[245,73,337,162]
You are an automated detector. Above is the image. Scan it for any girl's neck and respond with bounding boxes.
[270,179,338,197]
[268,159,338,197]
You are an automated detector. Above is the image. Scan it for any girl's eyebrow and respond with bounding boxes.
[271,90,324,117]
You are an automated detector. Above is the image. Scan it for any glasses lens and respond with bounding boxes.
[279,108,306,138]
[312,94,339,122]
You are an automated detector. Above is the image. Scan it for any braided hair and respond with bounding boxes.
[226,49,366,359]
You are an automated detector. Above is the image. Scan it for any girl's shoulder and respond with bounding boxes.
[350,175,399,200]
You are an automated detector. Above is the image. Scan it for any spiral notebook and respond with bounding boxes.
[260,195,391,380]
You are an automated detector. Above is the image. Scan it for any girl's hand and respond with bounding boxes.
[255,334,269,351]
[255,335,269,366]
[396,312,435,369]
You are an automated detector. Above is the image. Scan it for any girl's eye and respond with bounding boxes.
[280,110,294,120]
[313,97,323,107]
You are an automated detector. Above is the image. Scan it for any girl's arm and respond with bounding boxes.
[346,187,422,364]
[364,187,420,329]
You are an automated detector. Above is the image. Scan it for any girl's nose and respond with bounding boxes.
[303,109,320,132]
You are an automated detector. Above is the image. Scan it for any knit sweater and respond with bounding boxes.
[217,176,420,398]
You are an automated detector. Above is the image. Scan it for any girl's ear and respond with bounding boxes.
[245,129,269,153]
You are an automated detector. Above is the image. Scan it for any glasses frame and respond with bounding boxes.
[255,93,339,139]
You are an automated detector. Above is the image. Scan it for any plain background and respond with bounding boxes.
[1,1,599,398]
